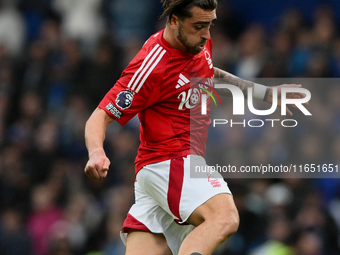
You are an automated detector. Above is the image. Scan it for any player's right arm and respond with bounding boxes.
[84,107,114,180]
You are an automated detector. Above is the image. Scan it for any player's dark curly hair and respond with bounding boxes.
[161,0,218,21]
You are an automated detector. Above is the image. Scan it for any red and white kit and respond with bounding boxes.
[99,30,231,255]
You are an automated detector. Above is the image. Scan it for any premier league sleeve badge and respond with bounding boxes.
[115,90,134,110]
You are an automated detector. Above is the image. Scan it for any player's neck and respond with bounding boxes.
[163,26,186,52]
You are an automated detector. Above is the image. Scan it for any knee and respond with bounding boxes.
[215,209,239,241]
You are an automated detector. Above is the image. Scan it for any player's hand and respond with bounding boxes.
[265,84,308,116]
[84,148,110,180]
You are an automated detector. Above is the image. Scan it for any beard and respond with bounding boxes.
[177,24,205,55]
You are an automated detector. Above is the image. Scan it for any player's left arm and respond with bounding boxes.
[213,67,254,95]
[213,67,308,116]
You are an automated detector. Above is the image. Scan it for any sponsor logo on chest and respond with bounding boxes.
[177,76,214,111]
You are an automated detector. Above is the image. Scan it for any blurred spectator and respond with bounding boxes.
[39,18,62,53]
[259,30,292,77]
[23,116,61,184]
[249,217,294,255]
[82,36,123,108]
[19,39,50,93]
[103,186,133,255]
[60,95,90,159]
[0,208,32,255]
[18,0,57,42]
[234,24,266,78]
[46,191,104,254]
[294,230,323,255]
[107,0,157,45]
[0,144,31,213]
[52,0,105,54]
[27,184,63,255]
[103,216,126,255]
[0,1,25,57]
[289,28,314,76]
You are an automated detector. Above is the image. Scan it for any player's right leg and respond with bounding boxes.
[121,178,178,254]
[125,230,172,255]
[162,155,238,255]
[178,193,239,255]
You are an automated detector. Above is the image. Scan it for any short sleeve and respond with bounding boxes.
[98,43,167,125]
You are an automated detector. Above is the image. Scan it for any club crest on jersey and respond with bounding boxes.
[116,90,134,110]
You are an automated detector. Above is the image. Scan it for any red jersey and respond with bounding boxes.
[99,30,214,173]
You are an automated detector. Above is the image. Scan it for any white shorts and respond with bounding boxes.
[120,155,231,255]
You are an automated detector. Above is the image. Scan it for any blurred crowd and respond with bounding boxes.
[0,0,339,254]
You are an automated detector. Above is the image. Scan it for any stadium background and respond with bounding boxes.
[0,0,339,254]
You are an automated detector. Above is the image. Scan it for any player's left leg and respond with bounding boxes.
[178,193,239,255]
[125,230,172,255]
